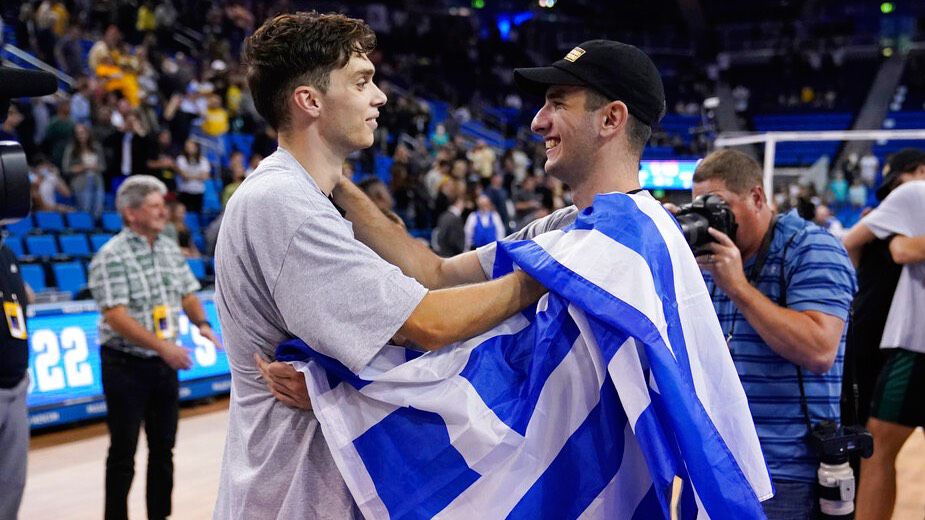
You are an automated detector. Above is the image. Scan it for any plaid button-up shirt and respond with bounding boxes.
[89,228,201,357]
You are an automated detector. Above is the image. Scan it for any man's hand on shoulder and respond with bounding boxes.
[255,353,312,410]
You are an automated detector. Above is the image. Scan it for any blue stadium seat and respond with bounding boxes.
[51,261,86,297]
[65,211,95,231]
[25,235,59,257]
[59,234,92,258]
[3,236,24,258]
[5,217,33,236]
[184,213,201,232]
[34,211,66,232]
[20,264,46,291]
[101,211,122,232]
[191,232,205,253]
[90,233,115,252]
[187,258,206,280]
[203,180,222,212]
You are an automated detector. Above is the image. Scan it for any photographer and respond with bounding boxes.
[691,149,856,519]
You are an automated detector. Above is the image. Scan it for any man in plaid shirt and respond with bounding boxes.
[89,175,220,520]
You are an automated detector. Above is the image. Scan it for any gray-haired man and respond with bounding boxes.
[89,175,220,520]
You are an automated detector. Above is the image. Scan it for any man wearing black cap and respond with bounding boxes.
[842,148,925,520]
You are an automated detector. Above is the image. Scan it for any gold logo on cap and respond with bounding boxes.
[564,47,586,62]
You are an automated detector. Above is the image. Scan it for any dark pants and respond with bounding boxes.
[101,346,179,520]
[762,480,817,520]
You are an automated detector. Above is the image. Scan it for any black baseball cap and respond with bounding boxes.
[513,40,666,127]
[876,148,925,201]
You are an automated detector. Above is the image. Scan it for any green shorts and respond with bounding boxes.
[870,348,925,428]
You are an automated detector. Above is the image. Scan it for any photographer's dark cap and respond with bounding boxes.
[876,148,925,201]
[513,40,666,127]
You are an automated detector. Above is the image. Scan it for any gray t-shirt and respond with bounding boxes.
[861,180,925,354]
[476,206,579,278]
[212,148,428,519]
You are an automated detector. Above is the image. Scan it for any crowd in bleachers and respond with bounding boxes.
[3,0,923,300]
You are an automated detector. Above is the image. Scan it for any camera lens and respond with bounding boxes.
[677,213,711,251]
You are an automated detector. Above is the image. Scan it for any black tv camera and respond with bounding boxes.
[675,194,738,255]
[0,67,59,222]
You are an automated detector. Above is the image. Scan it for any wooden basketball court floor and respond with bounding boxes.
[20,397,925,519]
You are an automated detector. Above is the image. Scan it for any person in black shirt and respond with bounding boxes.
[842,149,925,428]
[0,241,31,519]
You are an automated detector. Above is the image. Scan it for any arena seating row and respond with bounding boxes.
[874,111,925,163]
[751,112,854,166]
[3,209,216,299]
[18,257,211,299]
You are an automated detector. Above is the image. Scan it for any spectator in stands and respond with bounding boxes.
[859,152,879,186]
[88,25,122,72]
[55,25,85,77]
[30,154,72,212]
[35,0,69,65]
[430,123,449,148]
[246,152,262,177]
[848,178,868,208]
[69,75,93,127]
[0,103,24,142]
[42,97,75,169]
[0,240,33,519]
[148,129,179,191]
[432,183,466,257]
[512,174,543,228]
[201,93,229,140]
[221,151,247,208]
[423,159,451,201]
[175,138,210,213]
[62,123,107,218]
[484,173,512,233]
[464,194,505,251]
[153,0,178,48]
[88,175,219,520]
[827,171,848,208]
[163,199,200,258]
[357,176,404,228]
[468,139,496,180]
[105,109,153,184]
[813,204,844,238]
[692,149,856,520]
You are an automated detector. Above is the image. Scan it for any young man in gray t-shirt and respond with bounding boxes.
[213,13,546,519]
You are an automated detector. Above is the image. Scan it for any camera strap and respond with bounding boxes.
[744,215,815,432]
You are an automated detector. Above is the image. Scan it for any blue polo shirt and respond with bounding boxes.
[703,210,857,483]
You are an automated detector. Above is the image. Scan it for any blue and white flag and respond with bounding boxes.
[277,192,773,519]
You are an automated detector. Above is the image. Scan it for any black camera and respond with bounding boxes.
[0,67,59,223]
[807,421,873,519]
[675,194,738,255]
[808,421,873,465]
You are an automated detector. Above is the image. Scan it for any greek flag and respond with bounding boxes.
[277,193,773,519]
